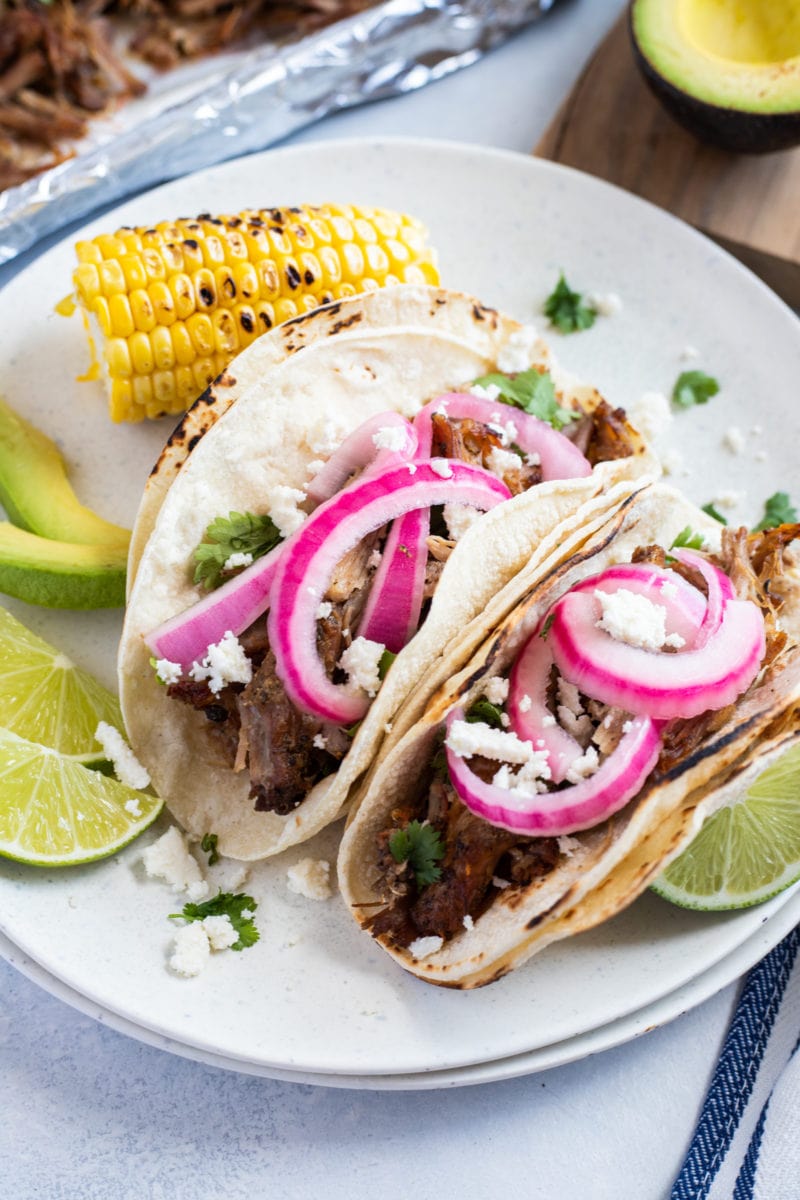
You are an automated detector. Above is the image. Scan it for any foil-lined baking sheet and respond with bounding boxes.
[0,0,556,264]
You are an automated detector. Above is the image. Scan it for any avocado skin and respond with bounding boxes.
[629,13,800,154]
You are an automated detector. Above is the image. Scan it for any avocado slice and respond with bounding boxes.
[0,523,127,609]
[0,396,130,550]
[631,0,800,153]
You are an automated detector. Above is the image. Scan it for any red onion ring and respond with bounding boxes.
[568,562,706,647]
[269,461,512,725]
[445,706,661,836]
[507,630,583,784]
[145,542,282,670]
[414,392,592,481]
[673,548,736,650]
[549,586,766,720]
[357,508,430,653]
[306,412,418,506]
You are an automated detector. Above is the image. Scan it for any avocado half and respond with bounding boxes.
[630,0,800,153]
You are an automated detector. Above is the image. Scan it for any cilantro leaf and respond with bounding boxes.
[193,511,283,590]
[465,697,505,729]
[200,832,220,866]
[670,527,705,550]
[389,821,444,888]
[171,891,259,951]
[473,368,579,431]
[543,273,597,334]
[672,370,720,409]
[378,649,397,681]
[539,612,555,640]
[753,491,798,532]
[701,503,728,525]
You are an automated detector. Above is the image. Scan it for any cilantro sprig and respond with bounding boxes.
[753,492,798,532]
[378,649,397,680]
[465,697,505,729]
[701,503,728,525]
[543,273,597,334]
[389,821,444,888]
[672,370,720,409]
[473,368,579,431]
[170,891,259,951]
[670,527,705,551]
[193,511,282,590]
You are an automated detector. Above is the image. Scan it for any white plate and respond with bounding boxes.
[0,137,798,1081]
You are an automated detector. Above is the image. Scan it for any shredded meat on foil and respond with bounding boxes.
[0,0,373,191]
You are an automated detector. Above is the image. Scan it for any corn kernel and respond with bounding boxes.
[186,314,215,356]
[106,337,132,378]
[151,326,176,371]
[149,280,176,324]
[212,309,239,355]
[170,322,196,366]
[91,296,111,339]
[130,289,156,332]
[129,331,155,375]
[98,259,126,297]
[108,294,135,338]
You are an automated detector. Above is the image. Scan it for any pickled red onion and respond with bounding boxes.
[548,587,765,720]
[507,630,583,784]
[358,508,430,653]
[445,706,661,836]
[414,392,591,480]
[269,461,512,725]
[568,562,706,647]
[673,548,735,650]
[145,542,282,670]
[306,412,417,505]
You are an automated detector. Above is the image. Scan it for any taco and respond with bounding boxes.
[337,483,800,987]
[119,284,656,861]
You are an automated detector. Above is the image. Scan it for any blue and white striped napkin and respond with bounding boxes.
[671,927,800,1200]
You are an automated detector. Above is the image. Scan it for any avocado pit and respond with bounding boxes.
[631,0,800,153]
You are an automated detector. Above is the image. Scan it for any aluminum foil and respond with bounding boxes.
[0,0,556,264]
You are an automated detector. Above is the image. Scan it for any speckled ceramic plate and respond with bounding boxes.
[0,138,798,1081]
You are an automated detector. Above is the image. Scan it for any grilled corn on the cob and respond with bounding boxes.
[73,204,440,423]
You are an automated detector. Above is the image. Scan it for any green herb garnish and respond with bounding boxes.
[670,527,705,551]
[465,697,505,729]
[540,612,555,640]
[201,832,220,866]
[170,891,259,951]
[193,511,282,590]
[473,368,579,431]
[672,370,720,409]
[543,273,597,334]
[377,648,397,680]
[701,503,728,525]
[753,492,798,532]
[389,821,444,887]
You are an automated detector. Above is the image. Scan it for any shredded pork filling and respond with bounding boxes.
[366,527,800,950]
[163,408,637,816]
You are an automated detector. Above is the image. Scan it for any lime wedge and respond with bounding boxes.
[652,743,800,910]
[0,727,162,866]
[0,606,122,755]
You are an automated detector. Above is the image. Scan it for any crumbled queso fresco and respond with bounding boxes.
[286,858,333,901]
[266,483,307,538]
[154,658,182,686]
[595,588,685,652]
[409,935,444,960]
[223,551,253,571]
[141,826,208,900]
[469,382,501,402]
[338,636,385,697]
[189,630,252,696]
[486,446,523,476]
[372,424,408,452]
[627,391,672,443]
[94,721,151,790]
[483,676,510,706]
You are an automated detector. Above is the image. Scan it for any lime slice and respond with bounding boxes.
[0,606,122,755]
[0,727,162,866]
[652,743,800,910]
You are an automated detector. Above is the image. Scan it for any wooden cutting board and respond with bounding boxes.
[534,12,800,308]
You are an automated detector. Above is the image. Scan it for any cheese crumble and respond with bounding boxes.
[202,914,239,951]
[628,391,672,442]
[95,721,151,790]
[338,636,385,698]
[496,325,539,374]
[470,383,501,402]
[430,458,453,479]
[371,425,408,452]
[408,935,444,960]
[142,827,208,898]
[487,446,523,476]
[169,923,210,978]
[266,484,307,538]
[484,676,509,705]
[595,588,685,651]
[223,551,253,571]
[154,658,182,686]
[287,858,333,901]
[189,630,252,695]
